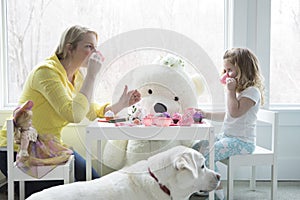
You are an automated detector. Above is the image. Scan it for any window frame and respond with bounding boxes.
[1,0,299,110]
[226,0,300,109]
[225,0,271,108]
[0,0,10,109]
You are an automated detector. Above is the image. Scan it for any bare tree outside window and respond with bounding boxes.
[270,0,300,105]
[4,0,224,106]
[7,0,53,104]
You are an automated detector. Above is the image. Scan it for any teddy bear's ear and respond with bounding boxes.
[191,74,205,96]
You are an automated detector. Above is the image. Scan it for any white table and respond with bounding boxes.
[85,120,215,200]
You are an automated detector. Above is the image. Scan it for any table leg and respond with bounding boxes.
[97,140,102,176]
[209,127,215,200]
[86,132,92,181]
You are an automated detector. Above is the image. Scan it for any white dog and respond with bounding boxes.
[26,146,220,200]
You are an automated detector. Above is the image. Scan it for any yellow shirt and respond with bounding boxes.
[0,54,108,147]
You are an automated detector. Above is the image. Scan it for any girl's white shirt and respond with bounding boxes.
[222,86,261,144]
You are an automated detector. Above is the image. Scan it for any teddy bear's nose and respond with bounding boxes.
[154,103,167,113]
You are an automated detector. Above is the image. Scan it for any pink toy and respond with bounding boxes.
[13,101,38,162]
[96,50,105,62]
[220,71,234,85]
[142,114,154,126]
[143,118,152,126]
[172,112,182,124]
[179,108,196,126]
[155,117,172,127]
[193,111,203,123]
[220,73,229,85]
[162,112,171,118]
[13,100,73,178]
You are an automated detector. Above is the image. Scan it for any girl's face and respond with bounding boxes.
[223,59,238,78]
[71,32,98,67]
[220,59,238,84]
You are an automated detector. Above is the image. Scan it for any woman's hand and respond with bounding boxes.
[108,85,141,115]
[119,85,141,107]
[86,52,103,77]
[80,52,104,102]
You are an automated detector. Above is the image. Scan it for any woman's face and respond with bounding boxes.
[72,32,98,67]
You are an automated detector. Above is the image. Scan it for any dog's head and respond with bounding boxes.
[148,146,220,200]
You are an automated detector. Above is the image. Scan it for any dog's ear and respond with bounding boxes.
[174,151,198,178]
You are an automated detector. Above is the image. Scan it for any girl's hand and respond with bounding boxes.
[226,78,237,91]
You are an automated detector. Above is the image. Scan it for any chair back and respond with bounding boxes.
[257,109,279,155]
[6,118,15,177]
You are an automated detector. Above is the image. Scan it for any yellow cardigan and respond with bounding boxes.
[0,54,108,147]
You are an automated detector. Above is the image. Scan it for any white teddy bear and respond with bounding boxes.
[103,54,205,170]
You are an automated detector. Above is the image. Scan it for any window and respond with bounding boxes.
[1,0,224,108]
[270,0,300,105]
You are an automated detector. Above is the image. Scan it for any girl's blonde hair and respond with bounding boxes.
[55,25,98,60]
[223,48,265,105]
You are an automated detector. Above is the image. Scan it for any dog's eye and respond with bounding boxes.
[148,89,153,94]
[201,165,205,169]
[174,96,179,101]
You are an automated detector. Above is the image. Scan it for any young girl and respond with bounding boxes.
[195,47,265,199]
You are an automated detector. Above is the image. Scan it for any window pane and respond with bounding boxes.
[5,0,224,106]
[270,0,300,104]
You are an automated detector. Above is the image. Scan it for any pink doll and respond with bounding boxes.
[13,100,73,178]
[13,101,38,162]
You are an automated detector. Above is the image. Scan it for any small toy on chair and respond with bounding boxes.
[13,100,38,162]
[13,100,73,178]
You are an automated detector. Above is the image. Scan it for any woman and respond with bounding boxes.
[0,25,141,197]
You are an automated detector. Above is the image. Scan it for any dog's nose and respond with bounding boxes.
[154,103,167,113]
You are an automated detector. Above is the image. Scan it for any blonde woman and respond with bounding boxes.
[0,25,141,197]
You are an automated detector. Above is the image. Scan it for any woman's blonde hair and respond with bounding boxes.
[223,48,265,105]
[55,25,98,60]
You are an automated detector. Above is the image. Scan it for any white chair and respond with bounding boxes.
[221,109,278,200]
[6,118,75,200]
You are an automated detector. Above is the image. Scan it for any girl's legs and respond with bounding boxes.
[196,136,255,171]
[213,136,255,168]
[212,136,255,199]
[193,136,255,199]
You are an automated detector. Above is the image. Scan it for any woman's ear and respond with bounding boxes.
[65,43,73,55]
